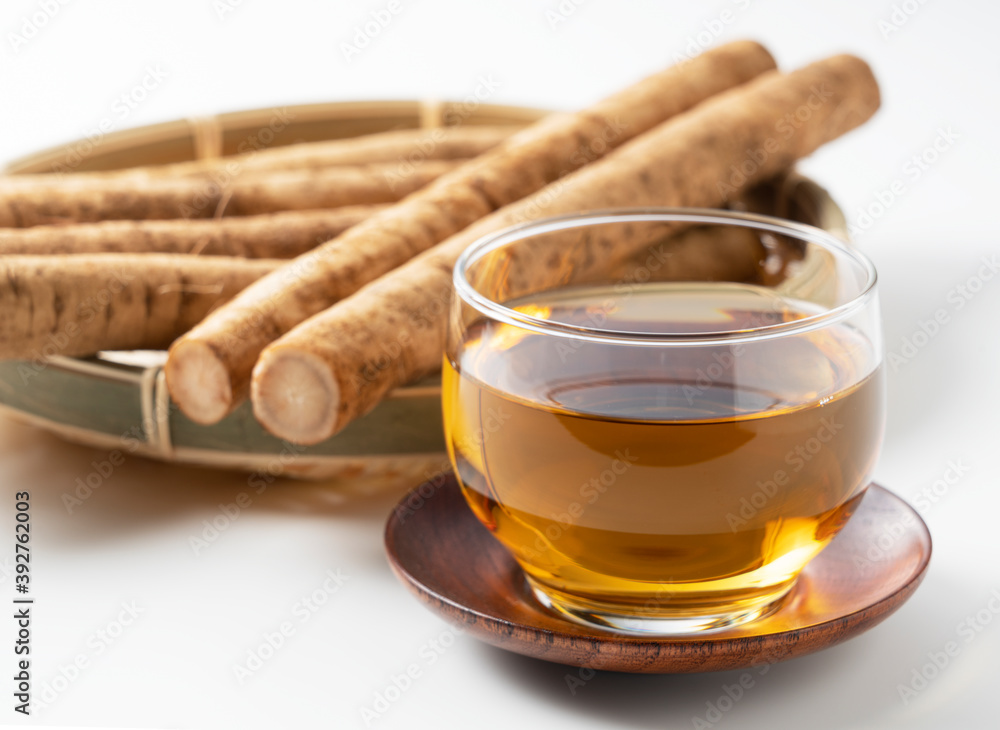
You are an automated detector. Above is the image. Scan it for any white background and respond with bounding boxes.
[0,0,998,728]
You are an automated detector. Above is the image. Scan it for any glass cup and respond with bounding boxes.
[443,209,884,635]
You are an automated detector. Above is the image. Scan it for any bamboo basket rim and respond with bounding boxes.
[3,99,548,175]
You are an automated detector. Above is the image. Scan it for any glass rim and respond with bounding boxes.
[452,208,879,346]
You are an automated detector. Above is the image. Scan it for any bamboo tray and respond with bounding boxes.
[0,100,848,484]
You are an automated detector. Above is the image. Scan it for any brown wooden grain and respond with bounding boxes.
[384,477,931,674]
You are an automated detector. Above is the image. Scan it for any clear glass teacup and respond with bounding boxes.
[444,209,884,634]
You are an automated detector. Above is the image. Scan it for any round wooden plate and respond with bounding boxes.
[384,475,931,674]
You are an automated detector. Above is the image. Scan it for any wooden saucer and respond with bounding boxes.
[384,475,931,674]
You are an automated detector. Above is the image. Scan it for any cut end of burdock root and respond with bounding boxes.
[164,340,235,425]
[251,347,340,446]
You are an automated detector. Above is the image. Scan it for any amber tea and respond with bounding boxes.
[445,210,884,634]
[445,282,883,631]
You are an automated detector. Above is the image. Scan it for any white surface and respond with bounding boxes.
[0,1,998,728]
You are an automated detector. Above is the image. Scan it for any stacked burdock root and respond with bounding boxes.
[0,41,881,445]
